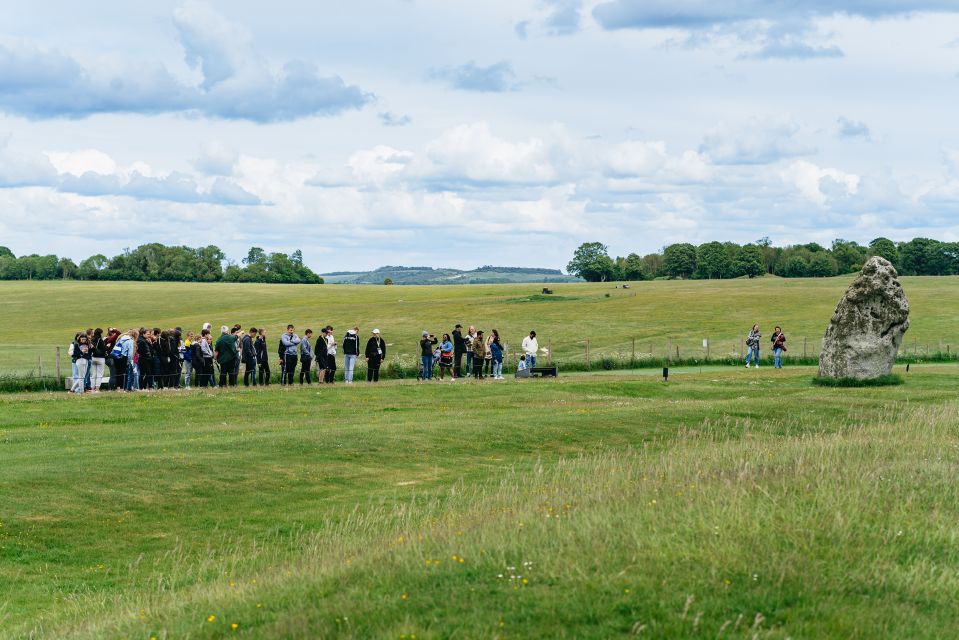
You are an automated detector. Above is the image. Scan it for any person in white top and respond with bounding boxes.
[521,330,539,368]
[323,326,338,384]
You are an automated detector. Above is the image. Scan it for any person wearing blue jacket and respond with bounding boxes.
[489,329,505,379]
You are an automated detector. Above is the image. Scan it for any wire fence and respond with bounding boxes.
[1,335,956,393]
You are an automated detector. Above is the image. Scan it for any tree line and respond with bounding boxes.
[566,237,959,282]
[0,244,324,284]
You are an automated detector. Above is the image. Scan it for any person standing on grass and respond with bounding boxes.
[522,331,538,369]
[771,326,787,369]
[472,330,487,379]
[299,329,315,384]
[137,328,153,390]
[182,331,195,388]
[215,325,239,387]
[280,325,300,384]
[231,324,243,385]
[255,328,270,385]
[68,332,81,390]
[365,329,386,382]
[90,328,107,392]
[438,333,454,380]
[745,324,761,368]
[452,324,465,378]
[241,327,259,386]
[323,326,337,384]
[490,330,504,380]
[484,331,495,376]
[343,326,360,384]
[198,329,214,387]
[71,334,92,394]
[104,327,121,390]
[464,326,476,378]
[420,331,437,380]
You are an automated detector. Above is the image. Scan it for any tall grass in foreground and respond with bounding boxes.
[31,402,959,639]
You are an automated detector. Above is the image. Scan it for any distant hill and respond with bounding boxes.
[320,265,583,285]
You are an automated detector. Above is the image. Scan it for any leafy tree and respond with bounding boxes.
[782,255,809,278]
[696,242,731,279]
[384,277,394,285]
[899,238,950,275]
[662,243,697,279]
[243,247,267,265]
[642,253,663,278]
[807,252,838,277]
[567,242,615,282]
[0,246,13,259]
[868,237,899,267]
[58,257,78,279]
[621,253,649,281]
[78,254,108,280]
[736,244,765,278]
[831,239,867,273]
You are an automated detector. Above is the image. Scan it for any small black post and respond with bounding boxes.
[662,366,669,381]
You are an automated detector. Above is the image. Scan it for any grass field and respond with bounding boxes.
[2,366,959,638]
[2,276,959,376]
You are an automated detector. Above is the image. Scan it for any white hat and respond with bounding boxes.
[372,328,380,334]
[348,329,356,335]
[422,331,429,337]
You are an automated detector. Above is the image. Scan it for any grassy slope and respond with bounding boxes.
[2,276,959,374]
[2,367,958,638]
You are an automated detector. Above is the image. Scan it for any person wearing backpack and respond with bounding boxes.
[342,327,360,383]
[255,328,270,385]
[280,325,300,385]
[745,324,761,368]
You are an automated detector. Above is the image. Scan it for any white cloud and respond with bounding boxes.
[781,160,859,205]
[701,117,815,165]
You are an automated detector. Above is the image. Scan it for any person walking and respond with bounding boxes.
[419,331,437,380]
[771,326,787,369]
[365,329,386,382]
[342,327,360,383]
[472,330,486,379]
[280,325,300,384]
[522,331,538,369]
[490,330,504,379]
[745,324,761,368]
[323,326,337,384]
[438,333,454,380]
[299,329,315,384]
[215,326,239,386]
[90,328,107,392]
[452,324,465,378]
[255,328,270,385]
[71,334,92,394]
[242,327,259,386]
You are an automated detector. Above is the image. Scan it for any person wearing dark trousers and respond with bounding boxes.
[255,328,270,385]
[197,329,214,387]
[299,329,314,384]
[151,328,164,389]
[215,326,239,387]
[419,331,437,380]
[323,326,337,384]
[452,324,465,378]
[280,325,300,385]
[472,330,486,379]
[365,328,386,382]
[241,327,259,386]
[137,329,154,390]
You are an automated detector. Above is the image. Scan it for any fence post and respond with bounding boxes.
[631,337,636,367]
[676,344,680,361]
[803,337,807,360]
[585,339,591,370]
[56,347,62,386]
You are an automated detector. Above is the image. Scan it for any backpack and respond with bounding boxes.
[110,342,123,358]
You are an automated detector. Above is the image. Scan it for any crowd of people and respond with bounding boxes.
[66,323,543,394]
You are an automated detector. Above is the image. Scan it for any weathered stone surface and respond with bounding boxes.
[818,256,909,380]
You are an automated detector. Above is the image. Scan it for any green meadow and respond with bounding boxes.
[2,276,959,376]
[2,366,959,639]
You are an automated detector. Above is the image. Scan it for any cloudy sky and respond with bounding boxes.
[2,1,959,272]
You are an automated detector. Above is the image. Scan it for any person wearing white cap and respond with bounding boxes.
[365,328,387,382]
[342,326,360,383]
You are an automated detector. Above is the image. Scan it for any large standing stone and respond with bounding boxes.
[818,256,909,380]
